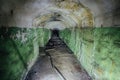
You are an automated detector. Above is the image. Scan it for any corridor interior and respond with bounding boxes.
[0,0,120,80]
[25,29,91,80]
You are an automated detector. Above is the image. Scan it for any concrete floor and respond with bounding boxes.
[25,30,92,80]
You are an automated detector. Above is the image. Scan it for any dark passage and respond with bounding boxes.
[25,29,92,80]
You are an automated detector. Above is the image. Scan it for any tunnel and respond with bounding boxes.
[0,0,120,80]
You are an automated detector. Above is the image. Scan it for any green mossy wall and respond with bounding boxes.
[0,27,51,80]
[60,27,120,80]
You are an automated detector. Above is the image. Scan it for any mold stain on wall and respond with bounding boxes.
[60,27,120,80]
[0,27,51,80]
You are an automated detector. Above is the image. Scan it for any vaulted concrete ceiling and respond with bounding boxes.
[0,0,119,29]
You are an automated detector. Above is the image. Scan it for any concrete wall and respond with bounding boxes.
[60,27,120,80]
[79,0,120,27]
[0,0,119,28]
[0,27,51,80]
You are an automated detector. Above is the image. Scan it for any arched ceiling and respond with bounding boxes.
[0,0,119,29]
[32,0,93,29]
